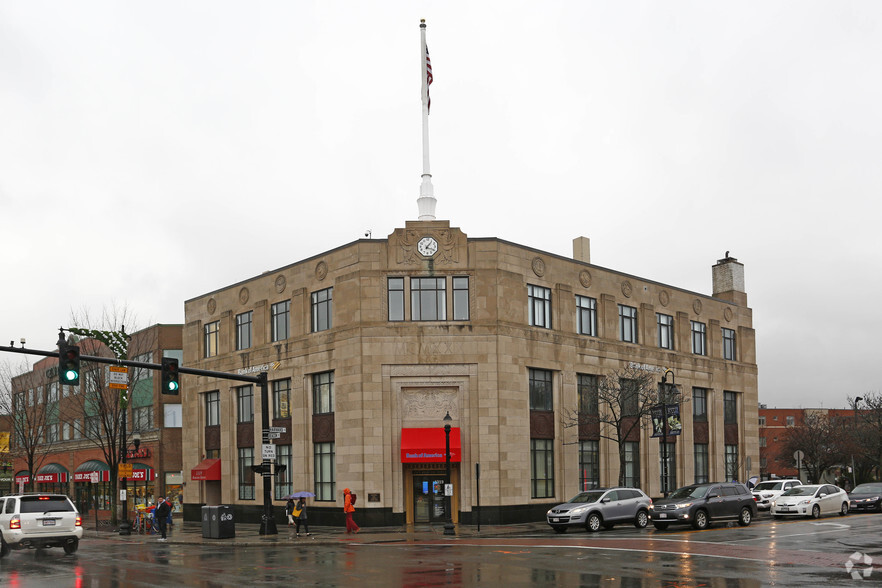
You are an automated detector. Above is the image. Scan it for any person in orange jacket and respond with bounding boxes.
[343,488,359,534]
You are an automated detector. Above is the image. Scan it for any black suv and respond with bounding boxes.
[648,482,757,530]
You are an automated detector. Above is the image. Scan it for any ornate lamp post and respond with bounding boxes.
[118,430,141,535]
[659,369,677,498]
[443,411,455,536]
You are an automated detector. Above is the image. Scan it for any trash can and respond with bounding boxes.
[201,505,235,539]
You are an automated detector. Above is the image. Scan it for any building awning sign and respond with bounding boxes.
[401,427,461,463]
[191,458,221,481]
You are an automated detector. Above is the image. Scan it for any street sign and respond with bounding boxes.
[90,472,99,484]
[266,432,281,439]
[108,365,128,390]
[262,444,276,460]
[118,463,133,478]
[268,426,286,433]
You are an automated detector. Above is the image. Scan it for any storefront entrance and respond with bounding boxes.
[412,474,449,523]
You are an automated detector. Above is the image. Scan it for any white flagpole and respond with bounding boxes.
[417,19,436,221]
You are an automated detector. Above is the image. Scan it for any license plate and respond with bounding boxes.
[43,519,56,526]
[551,518,560,522]
[778,507,789,512]
[659,513,667,519]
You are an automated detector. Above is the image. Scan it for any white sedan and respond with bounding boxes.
[771,484,849,519]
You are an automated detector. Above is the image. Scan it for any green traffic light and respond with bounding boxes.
[64,369,78,382]
[168,381,179,392]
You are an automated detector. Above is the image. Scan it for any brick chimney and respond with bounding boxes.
[712,253,746,306]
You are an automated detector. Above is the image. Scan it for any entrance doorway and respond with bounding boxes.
[412,474,449,523]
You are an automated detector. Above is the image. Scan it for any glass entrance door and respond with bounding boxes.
[413,475,448,523]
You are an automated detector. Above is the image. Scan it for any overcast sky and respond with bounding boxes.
[2,2,879,409]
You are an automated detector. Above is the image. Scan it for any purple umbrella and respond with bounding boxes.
[283,491,315,499]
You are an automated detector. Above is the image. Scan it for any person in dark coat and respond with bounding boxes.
[286,499,296,527]
[154,497,171,541]
[294,498,310,537]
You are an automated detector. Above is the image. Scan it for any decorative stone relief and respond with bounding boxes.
[579,270,592,289]
[316,261,328,281]
[207,298,217,315]
[401,388,458,420]
[274,274,287,293]
[531,257,545,277]
[693,298,703,315]
[724,307,734,322]
[659,290,670,307]
[621,280,633,298]
[435,229,459,265]
[239,287,250,305]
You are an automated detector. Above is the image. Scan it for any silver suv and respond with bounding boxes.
[0,494,83,557]
[751,479,802,510]
[546,487,652,533]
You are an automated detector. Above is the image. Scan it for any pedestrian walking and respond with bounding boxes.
[154,497,171,541]
[343,488,359,534]
[286,498,296,527]
[294,498,310,537]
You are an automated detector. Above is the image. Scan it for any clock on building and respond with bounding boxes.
[417,236,438,257]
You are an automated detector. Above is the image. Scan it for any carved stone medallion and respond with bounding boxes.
[621,280,633,298]
[207,298,217,315]
[659,290,670,307]
[274,274,287,294]
[239,287,250,305]
[316,261,328,281]
[693,298,703,315]
[531,257,545,278]
[579,270,592,289]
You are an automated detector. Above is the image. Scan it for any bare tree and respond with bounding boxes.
[563,365,684,486]
[850,393,882,483]
[775,411,845,484]
[0,357,61,492]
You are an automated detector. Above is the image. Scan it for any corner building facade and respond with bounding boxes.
[182,220,758,526]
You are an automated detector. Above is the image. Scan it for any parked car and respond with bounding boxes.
[771,484,849,519]
[546,487,652,533]
[649,482,756,530]
[848,484,882,513]
[0,494,83,557]
[751,479,803,510]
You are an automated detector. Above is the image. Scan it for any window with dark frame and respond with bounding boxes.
[271,300,290,342]
[314,442,336,501]
[237,385,254,423]
[691,320,707,356]
[725,444,738,481]
[452,276,469,321]
[618,304,638,343]
[205,391,220,426]
[274,445,293,499]
[313,371,334,415]
[530,438,554,498]
[620,378,639,417]
[529,368,553,411]
[660,441,676,492]
[722,327,736,360]
[388,277,405,321]
[724,391,737,424]
[576,295,597,336]
[411,277,446,321]
[238,447,255,500]
[528,285,552,328]
[236,311,252,350]
[579,440,599,490]
[577,374,599,416]
[657,313,674,350]
[694,443,709,484]
[311,287,333,332]
[693,388,707,422]
[273,379,291,419]
[623,441,640,487]
[204,321,219,358]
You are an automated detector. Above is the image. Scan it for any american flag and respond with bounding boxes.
[425,46,433,112]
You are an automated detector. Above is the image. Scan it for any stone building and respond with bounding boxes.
[182,219,758,526]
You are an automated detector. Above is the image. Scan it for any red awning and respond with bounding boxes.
[401,427,461,463]
[191,458,221,481]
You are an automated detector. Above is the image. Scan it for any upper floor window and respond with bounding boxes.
[273,379,291,419]
[313,371,334,415]
[528,285,552,329]
[724,391,738,424]
[311,288,333,332]
[657,313,674,350]
[576,296,597,336]
[237,385,254,423]
[411,277,446,321]
[691,321,707,356]
[618,304,637,343]
[388,278,405,321]
[205,390,220,426]
[759,415,766,426]
[452,276,469,321]
[786,415,795,426]
[577,374,599,416]
[693,388,707,422]
[271,301,290,342]
[529,368,553,411]
[204,321,219,358]
[236,312,252,351]
[722,327,736,361]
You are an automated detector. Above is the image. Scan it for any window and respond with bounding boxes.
[623,441,640,487]
[47,423,58,443]
[62,422,71,441]
[314,442,336,501]
[274,445,293,499]
[133,406,154,431]
[203,321,219,358]
[724,391,737,424]
[786,415,795,426]
[205,391,220,426]
[236,311,252,351]
[271,300,290,342]
[529,368,553,411]
[411,278,446,321]
[313,371,334,415]
[660,442,676,494]
[273,379,291,419]
[576,296,597,336]
[693,388,707,422]
[237,385,254,423]
[759,416,766,426]
[85,416,100,438]
[388,277,405,321]
[722,327,736,361]
[452,276,469,321]
[620,378,639,417]
[311,287,333,332]
[47,382,59,403]
[618,305,637,343]
[691,321,706,355]
[694,444,709,484]
[725,445,738,481]
[759,437,766,448]
[760,457,767,469]
[530,439,554,498]
[579,440,599,490]
[238,447,255,500]
[577,374,598,416]
[528,285,551,328]
[657,313,674,350]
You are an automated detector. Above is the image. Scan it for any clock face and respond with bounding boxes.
[417,236,438,257]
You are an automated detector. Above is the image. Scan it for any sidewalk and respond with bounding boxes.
[87,520,549,547]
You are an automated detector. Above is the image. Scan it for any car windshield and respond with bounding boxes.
[851,484,882,494]
[754,481,783,491]
[568,491,605,504]
[19,497,74,513]
[668,485,709,499]
[781,486,817,497]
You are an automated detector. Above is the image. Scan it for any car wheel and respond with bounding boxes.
[63,538,79,555]
[551,525,567,534]
[0,536,10,559]
[653,522,669,530]
[692,509,709,530]
[839,502,848,516]
[586,513,602,532]
[634,510,648,529]
[810,505,821,519]
[738,507,752,526]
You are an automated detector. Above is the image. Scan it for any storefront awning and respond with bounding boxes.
[74,459,111,482]
[36,463,69,483]
[401,427,461,463]
[191,458,221,481]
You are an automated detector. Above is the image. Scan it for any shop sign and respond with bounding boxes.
[237,361,281,375]
[36,473,68,483]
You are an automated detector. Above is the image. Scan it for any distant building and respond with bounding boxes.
[182,219,759,526]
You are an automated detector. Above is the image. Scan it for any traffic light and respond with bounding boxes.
[161,357,180,394]
[58,343,81,386]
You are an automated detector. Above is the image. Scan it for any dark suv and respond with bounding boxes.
[649,482,757,530]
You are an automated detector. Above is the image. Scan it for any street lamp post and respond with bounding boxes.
[118,428,141,535]
[443,411,455,536]
[852,397,863,488]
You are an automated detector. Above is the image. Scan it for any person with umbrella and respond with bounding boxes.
[285,498,296,527]
[284,491,314,537]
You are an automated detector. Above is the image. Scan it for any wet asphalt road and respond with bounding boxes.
[1,512,879,587]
